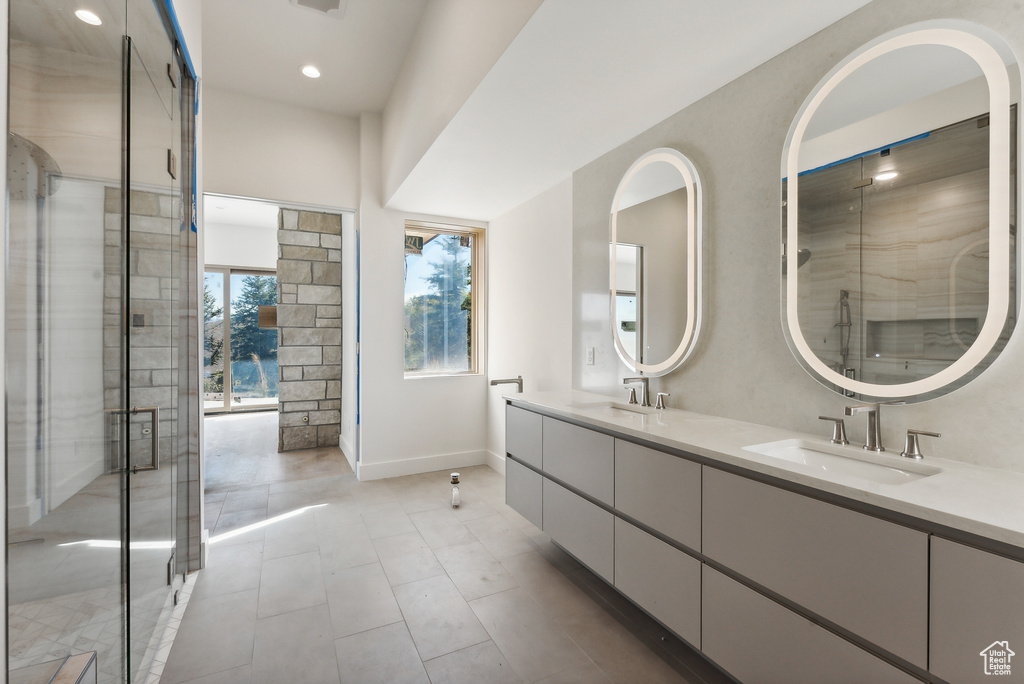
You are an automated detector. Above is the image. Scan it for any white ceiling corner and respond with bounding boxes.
[385,0,874,222]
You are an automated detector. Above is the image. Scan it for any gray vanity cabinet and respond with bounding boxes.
[614,518,700,646]
[542,417,614,505]
[702,467,929,669]
[930,537,1024,683]
[702,566,921,684]
[505,457,542,529]
[614,439,700,550]
[506,405,543,468]
[543,478,614,581]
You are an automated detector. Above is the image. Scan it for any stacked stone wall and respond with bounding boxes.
[277,209,342,450]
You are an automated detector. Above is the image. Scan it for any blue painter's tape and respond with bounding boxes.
[783,131,931,182]
[155,1,199,232]
[158,0,196,81]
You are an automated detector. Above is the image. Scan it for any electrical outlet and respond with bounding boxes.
[586,347,596,365]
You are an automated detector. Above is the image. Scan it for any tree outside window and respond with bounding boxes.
[404,225,481,375]
[229,274,278,399]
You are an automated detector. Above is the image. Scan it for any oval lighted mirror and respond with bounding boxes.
[610,148,702,376]
[782,21,1019,402]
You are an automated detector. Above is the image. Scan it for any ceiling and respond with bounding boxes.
[202,0,427,116]
[202,0,876,221]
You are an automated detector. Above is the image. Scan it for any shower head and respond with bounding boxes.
[8,133,62,200]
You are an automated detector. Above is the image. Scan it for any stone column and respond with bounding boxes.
[277,209,342,451]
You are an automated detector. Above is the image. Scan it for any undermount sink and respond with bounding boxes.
[570,399,659,416]
[743,439,942,486]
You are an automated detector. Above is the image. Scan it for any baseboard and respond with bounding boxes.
[356,449,492,481]
[7,499,42,530]
[485,450,505,475]
[339,434,356,472]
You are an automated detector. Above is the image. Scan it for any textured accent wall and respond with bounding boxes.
[277,209,342,451]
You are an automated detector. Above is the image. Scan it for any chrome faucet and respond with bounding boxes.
[623,377,651,407]
[847,403,897,450]
[490,375,523,393]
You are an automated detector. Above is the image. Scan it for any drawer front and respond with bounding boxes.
[931,537,1024,683]
[702,467,928,668]
[506,405,543,469]
[543,478,614,582]
[702,566,921,684]
[542,417,614,505]
[614,439,700,549]
[505,458,542,530]
[614,518,700,647]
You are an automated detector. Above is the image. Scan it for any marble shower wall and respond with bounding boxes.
[796,114,994,387]
[277,209,343,451]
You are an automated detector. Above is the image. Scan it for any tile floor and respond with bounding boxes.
[161,412,730,684]
[8,462,185,684]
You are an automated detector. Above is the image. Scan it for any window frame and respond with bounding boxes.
[403,220,486,378]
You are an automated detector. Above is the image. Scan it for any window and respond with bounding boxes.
[404,222,483,375]
[204,268,279,410]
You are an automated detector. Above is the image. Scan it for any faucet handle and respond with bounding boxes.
[655,392,670,410]
[626,387,638,405]
[818,416,849,445]
[901,429,940,460]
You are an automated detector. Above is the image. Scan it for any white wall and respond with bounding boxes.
[202,87,359,210]
[204,221,277,270]
[340,210,358,469]
[357,112,490,480]
[572,0,1024,473]
[381,0,541,204]
[485,179,574,468]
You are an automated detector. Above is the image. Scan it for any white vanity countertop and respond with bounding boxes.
[506,390,1024,549]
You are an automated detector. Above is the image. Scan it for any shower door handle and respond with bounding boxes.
[108,406,160,472]
[131,406,160,471]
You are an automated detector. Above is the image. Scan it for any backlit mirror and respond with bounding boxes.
[610,148,702,375]
[782,21,1019,402]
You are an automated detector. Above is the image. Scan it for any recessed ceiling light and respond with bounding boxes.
[874,171,898,181]
[301,65,321,79]
[75,9,102,25]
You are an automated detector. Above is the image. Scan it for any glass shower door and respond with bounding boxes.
[7,2,128,682]
[125,4,185,678]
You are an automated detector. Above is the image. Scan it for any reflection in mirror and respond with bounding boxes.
[614,244,643,361]
[783,23,1018,401]
[610,148,702,376]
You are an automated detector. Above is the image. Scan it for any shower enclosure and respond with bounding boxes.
[791,110,1016,391]
[7,1,197,682]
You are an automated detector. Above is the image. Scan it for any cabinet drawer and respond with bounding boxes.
[702,468,928,668]
[702,566,920,684]
[543,478,613,582]
[615,439,700,549]
[542,417,614,505]
[931,537,1024,682]
[505,458,542,530]
[614,518,700,646]
[506,405,543,469]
